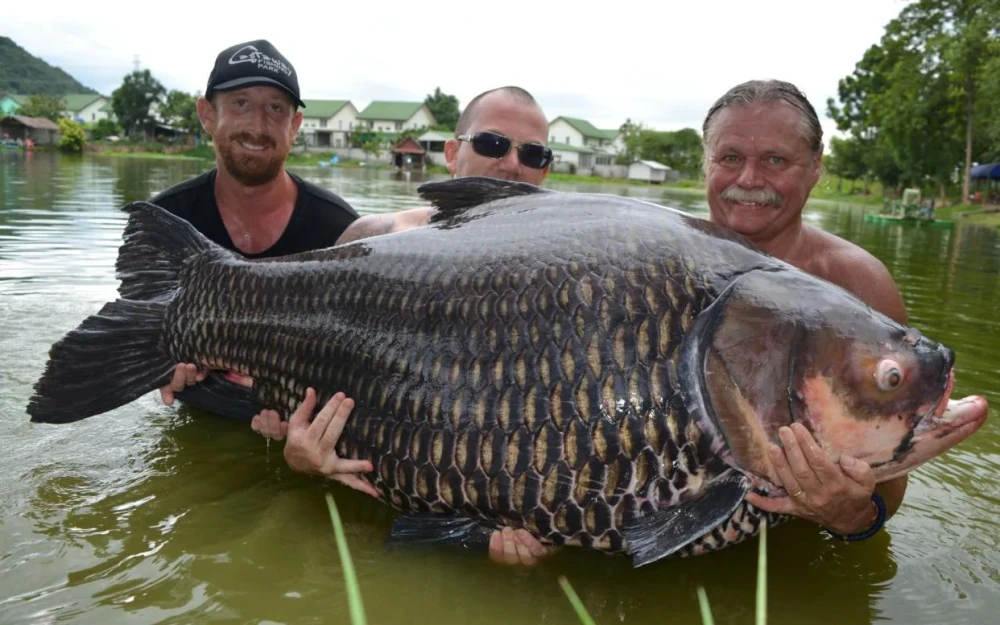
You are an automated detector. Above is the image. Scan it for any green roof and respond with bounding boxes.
[548,142,594,154]
[552,116,608,140]
[6,93,106,112]
[61,94,105,112]
[357,101,424,121]
[300,99,351,118]
[600,128,620,139]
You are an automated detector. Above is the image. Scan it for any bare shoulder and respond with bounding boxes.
[803,227,908,324]
[336,206,437,245]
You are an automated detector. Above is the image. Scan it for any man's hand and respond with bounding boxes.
[488,527,556,567]
[160,364,254,405]
[251,409,289,441]
[159,363,206,405]
[745,422,878,536]
[272,387,380,499]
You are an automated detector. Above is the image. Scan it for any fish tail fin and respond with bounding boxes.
[27,201,225,424]
[26,299,176,423]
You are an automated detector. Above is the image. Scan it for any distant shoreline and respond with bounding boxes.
[75,144,998,228]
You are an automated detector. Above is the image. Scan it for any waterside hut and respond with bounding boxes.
[0,116,60,145]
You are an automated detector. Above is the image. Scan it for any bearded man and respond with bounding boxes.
[152,39,359,413]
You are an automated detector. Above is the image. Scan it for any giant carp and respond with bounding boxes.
[26,177,988,566]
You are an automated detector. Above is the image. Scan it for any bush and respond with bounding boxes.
[89,118,122,141]
[58,118,86,153]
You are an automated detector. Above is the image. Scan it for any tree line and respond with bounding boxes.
[12,71,202,143]
[615,119,703,178]
[826,0,999,200]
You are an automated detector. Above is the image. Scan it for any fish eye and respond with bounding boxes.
[875,359,904,391]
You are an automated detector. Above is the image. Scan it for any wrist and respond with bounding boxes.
[831,499,877,535]
[825,492,887,542]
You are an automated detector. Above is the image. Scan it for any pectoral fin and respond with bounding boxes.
[386,513,498,551]
[624,472,750,567]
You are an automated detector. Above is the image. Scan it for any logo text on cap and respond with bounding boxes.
[228,45,293,77]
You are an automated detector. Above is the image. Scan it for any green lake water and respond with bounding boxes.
[1,151,998,625]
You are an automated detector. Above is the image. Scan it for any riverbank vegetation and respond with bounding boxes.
[825,0,999,206]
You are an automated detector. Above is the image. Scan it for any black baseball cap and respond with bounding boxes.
[205,39,306,109]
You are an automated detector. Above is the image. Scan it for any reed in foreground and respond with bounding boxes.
[559,521,769,625]
[325,491,769,625]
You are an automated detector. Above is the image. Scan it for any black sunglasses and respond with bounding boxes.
[457,131,553,170]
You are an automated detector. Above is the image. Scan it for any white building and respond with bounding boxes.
[356,101,438,133]
[3,94,111,123]
[299,100,358,148]
[548,142,595,171]
[547,116,619,167]
[417,129,452,166]
[628,160,675,184]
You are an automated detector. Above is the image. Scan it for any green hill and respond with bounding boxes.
[0,37,97,96]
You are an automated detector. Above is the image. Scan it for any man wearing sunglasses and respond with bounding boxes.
[331,85,552,245]
[250,85,557,566]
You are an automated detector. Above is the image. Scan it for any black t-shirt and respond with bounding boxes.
[150,168,360,258]
[149,168,360,420]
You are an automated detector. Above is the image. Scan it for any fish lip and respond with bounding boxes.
[870,392,988,479]
[908,367,989,455]
[920,394,989,435]
[913,367,955,436]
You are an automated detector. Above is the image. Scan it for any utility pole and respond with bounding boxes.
[133,55,140,72]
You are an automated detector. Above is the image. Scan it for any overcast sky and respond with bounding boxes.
[5,0,911,146]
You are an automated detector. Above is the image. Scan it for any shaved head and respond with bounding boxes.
[455,86,541,136]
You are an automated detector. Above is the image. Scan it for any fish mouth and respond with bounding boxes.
[936,395,990,432]
[872,368,988,480]
[915,390,988,442]
[914,367,956,435]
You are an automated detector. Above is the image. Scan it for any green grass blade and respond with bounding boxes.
[326,493,368,625]
[696,587,715,625]
[558,576,597,625]
[756,520,768,625]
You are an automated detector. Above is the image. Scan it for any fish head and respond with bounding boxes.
[787,309,987,483]
[695,268,988,488]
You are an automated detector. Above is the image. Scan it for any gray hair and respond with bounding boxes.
[701,80,823,172]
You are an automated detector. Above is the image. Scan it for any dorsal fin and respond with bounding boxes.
[417,176,550,223]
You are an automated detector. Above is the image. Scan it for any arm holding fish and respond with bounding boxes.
[159,363,207,405]
[334,207,436,245]
[263,388,382,499]
[746,246,910,536]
